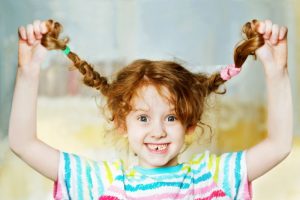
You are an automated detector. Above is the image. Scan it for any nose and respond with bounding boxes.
[150,120,167,138]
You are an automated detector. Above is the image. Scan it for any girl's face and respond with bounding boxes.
[124,85,192,168]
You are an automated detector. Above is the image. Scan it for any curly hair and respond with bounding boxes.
[40,19,264,133]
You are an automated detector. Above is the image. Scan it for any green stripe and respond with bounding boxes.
[103,161,113,184]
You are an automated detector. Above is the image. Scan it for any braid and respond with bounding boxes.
[40,19,110,96]
[67,52,110,95]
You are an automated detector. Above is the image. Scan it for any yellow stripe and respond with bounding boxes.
[103,161,113,184]
[190,153,206,165]
[128,169,136,177]
[213,156,221,182]
[181,165,191,172]
[208,154,215,170]
[113,160,120,170]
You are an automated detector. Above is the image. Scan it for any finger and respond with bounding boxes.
[263,19,272,40]
[33,20,42,39]
[270,24,279,45]
[256,21,266,34]
[26,24,34,45]
[40,21,48,34]
[18,26,27,40]
[279,26,288,40]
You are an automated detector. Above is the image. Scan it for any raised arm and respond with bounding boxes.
[8,20,59,181]
[246,20,293,181]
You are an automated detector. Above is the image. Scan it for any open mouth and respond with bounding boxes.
[145,143,169,154]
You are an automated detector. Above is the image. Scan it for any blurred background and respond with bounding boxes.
[0,0,299,199]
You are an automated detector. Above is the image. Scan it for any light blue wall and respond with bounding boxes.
[0,0,298,138]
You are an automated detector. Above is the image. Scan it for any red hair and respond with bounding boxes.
[40,19,264,133]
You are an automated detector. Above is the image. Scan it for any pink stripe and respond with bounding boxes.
[242,180,252,200]
[53,180,62,200]
[104,182,226,200]
[99,185,127,199]
[99,195,120,200]
[195,190,226,200]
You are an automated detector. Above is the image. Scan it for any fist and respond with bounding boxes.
[18,20,49,68]
[254,20,288,74]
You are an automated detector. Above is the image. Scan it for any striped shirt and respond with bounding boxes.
[53,151,252,200]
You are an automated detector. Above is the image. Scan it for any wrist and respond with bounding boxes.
[263,64,288,80]
[17,64,41,79]
[264,70,290,85]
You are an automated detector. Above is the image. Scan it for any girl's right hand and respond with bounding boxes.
[18,20,48,70]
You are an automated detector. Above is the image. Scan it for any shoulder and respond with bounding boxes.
[188,150,246,166]
[54,151,125,199]
[187,150,247,182]
[187,150,251,199]
[58,151,124,180]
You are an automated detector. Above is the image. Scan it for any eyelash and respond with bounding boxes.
[137,115,148,122]
[167,115,177,122]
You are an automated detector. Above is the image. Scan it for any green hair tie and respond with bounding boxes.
[62,46,70,55]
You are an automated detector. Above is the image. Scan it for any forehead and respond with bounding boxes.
[130,85,174,110]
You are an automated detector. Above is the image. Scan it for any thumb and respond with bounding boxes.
[256,21,266,35]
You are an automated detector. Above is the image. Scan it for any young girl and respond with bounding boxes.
[9,19,292,200]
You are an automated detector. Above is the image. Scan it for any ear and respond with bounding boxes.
[186,125,196,135]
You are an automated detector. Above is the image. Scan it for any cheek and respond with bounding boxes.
[127,130,144,147]
[167,126,185,142]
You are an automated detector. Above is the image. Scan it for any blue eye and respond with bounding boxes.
[138,115,148,122]
[167,115,176,122]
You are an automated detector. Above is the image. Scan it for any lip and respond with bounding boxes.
[145,143,170,145]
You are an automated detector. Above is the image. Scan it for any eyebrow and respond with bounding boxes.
[132,107,175,112]
[132,108,150,112]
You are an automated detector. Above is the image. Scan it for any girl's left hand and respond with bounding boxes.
[255,20,288,77]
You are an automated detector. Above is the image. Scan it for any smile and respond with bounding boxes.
[145,143,169,154]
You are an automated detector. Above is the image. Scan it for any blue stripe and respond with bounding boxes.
[124,162,206,183]
[120,172,211,192]
[63,152,72,199]
[134,163,183,175]
[74,155,83,200]
[234,151,242,200]
[222,153,233,198]
[93,161,104,195]
[85,161,93,200]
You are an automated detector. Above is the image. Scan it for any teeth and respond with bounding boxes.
[147,144,168,151]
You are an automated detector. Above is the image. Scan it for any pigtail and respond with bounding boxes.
[199,19,265,97]
[234,19,265,67]
[40,19,110,96]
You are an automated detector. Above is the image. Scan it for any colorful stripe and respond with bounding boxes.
[75,154,84,199]
[85,161,94,199]
[121,172,211,192]
[55,151,251,200]
[213,156,221,181]
[103,161,114,184]
[63,152,72,200]
[234,151,242,200]
[93,161,104,195]
[120,162,206,183]
[106,182,226,200]
[222,152,233,198]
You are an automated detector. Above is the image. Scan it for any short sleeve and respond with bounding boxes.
[207,151,252,200]
[53,151,123,200]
